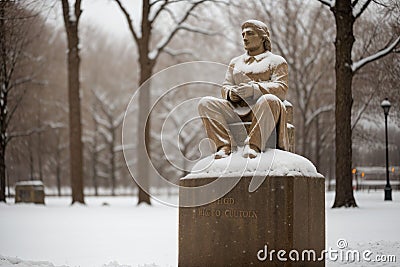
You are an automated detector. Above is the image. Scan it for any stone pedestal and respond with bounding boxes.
[15,180,45,204]
[179,175,325,267]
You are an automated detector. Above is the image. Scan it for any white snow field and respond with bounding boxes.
[1,191,399,267]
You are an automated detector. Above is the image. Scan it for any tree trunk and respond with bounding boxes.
[67,27,85,204]
[62,0,85,204]
[111,130,116,196]
[92,154,98,197]
[56,163,61,197]
[301,113,307,156]
[92,146,98,196]
[315,115,320,168]
[0,3,7,203]
[136,60,152,205]
[136,0,152,205]
[55,130,62,197]
[37,101,43,181]
[92,102,99,197]
[332,0,357,208]
[0,92,5,202]
[29,137,34,180]
[0,144,5,202]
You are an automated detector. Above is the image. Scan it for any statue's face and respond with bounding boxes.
[242,27,263,52]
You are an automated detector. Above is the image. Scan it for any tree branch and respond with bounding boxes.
[150,0,170,23]
[149,0,207,61]
[351,90,375,131]
[8,122,64,143]
[162,7,179,23]
[352,36,400,73]
[305,105,334,127]
[114,0,140,42]
[162,47,198,59]
[75,0,82,23]
[60,0,70,30]
[353,0,372,19]
[352,0,360,7]
[4,86,27,130]
[316,0,333,7]
[91,89,111,118]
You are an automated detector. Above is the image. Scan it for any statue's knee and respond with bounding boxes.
[260,94,280,102]
[257,94,281,107]
[198,96,219,114]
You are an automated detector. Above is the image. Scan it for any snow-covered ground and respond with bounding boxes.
[1,191,399,267]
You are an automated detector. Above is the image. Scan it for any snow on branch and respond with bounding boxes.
[352,36,400,73]
[316,0,334,8]
[43,122,66,129]
[150,0,164,5]
[7,123,61,143]
[113,112,125,129]
[352,0,359,7]
[150,0,170,23]
[91,89,114,117]
[98,126,113,143]
[353,0,371,19]
[93,112,112,129]
[305,105,334,127]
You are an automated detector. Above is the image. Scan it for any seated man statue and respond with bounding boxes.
[198,20,289,159]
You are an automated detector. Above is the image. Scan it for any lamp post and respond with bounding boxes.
[381,98,392,201]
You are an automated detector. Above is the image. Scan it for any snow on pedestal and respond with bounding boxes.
[185,148,323,179]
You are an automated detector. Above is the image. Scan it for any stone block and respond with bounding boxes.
[15,180,45,204]
[179,175,325,267]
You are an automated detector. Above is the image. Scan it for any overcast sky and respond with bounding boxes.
[41,0,142,39]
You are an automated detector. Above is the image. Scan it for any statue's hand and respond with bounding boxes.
[229,88,241,102]
[236,83,254,99]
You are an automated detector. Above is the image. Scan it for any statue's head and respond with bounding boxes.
[241,20,272,52]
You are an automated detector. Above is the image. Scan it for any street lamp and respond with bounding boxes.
[381,98,392,201]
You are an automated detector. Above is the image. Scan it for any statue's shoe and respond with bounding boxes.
[242,144,260,158]
[214,145,231,159]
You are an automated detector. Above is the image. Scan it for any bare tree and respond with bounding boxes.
[83,99,103,197]
[90,89,127,196]
[0,1,45,202]
[152,89,205,180]
[61,0,85,204]
[315,0,400,207]
[254,0,335,159]
[114,0,223,204]
[352,11,400,131]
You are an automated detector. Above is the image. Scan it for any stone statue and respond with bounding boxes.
[198,20,289,159]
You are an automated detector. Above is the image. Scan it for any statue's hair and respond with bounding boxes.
[241,20,272,52]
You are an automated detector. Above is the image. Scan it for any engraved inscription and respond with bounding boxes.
[216,197,235,205]
[224,209,258,219]
[196,198,258,219]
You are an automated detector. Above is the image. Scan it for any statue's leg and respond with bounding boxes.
[198,96,240,152]
[247,94,287,151]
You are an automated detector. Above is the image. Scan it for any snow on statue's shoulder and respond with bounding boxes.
[184,148,323,179]
[232,51,286,75]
